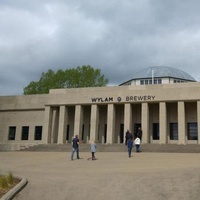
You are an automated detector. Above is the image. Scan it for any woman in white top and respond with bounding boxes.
[134,136,141,152]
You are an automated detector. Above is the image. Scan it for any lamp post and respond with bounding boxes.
[152,67,154,84]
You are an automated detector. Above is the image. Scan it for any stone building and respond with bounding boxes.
[0,66,200,148]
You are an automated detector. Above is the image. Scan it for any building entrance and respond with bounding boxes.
[120,124,124,143]
[134,123,141,139]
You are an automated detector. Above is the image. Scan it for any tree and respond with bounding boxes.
[23,65,109,94]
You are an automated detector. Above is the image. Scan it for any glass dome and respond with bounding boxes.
[132,66,196,81]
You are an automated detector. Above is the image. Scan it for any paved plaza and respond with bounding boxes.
[1,151,200,200]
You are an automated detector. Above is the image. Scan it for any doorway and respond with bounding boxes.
[134,123,141,139]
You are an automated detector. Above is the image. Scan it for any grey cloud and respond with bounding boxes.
[0,0,200,95]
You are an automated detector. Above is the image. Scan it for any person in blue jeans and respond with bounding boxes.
[71,135,80,160]
[127,138,133,158]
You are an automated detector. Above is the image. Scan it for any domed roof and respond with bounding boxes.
[132,66,196,81]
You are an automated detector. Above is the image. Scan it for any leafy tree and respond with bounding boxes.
[23,65,109,94]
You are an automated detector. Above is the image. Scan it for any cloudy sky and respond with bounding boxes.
[1,0,200,96]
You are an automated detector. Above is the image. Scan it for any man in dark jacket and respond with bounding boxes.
[127,138,133,158]
[71,135,80,160]
[125,129,132,145]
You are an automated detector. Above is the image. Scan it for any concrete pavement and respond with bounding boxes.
[1,151,200,200]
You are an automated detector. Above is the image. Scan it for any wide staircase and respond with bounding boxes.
[17,143,200,153]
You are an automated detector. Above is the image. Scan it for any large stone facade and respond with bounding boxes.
[1,82,200,146]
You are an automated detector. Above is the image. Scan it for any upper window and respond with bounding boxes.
[173,79,186,83]
[140,80,144,85]
[123,82,131,86]
[140,79,162,85]
[158,79,162,84]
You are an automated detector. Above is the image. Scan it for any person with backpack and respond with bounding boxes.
[127,138,133,158]
[125,129,132,145]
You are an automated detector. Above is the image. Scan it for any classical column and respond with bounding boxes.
[197,101,200,144]
[15,127,21,142]
[51,108,59,143]
[57,106,67,144]
[43,106,53,143]
[178,101,186,144]
[141,103,149,143]
[29,126,35,141]
[107,104,115,144]
[159,102,167,144]
[74,105,83,139]
[124,103,132,142]
[90,105,99,143]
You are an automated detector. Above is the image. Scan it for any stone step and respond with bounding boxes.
[0,143,37,151]
[19,144,127,152]
[18,143,200,153]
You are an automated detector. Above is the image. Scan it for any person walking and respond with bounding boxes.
[71,135,80,160]
[127,138,133,158]
[125,129,132,145]
[134,136,141,152]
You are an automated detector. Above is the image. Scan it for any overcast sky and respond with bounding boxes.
[1,0,200,96]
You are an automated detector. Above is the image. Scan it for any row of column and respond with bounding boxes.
[159,101,200,144]
[42,101,200,144]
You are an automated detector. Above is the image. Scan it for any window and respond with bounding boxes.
[170,123,178,140]
[174,79,186,83]
[188,123,198,140]
[8,126,16,140]
[34,126,42,140]
[21,126,29,140]
[140,79,162,85]
[134,123,141,139]
[124,82,131,86]
[153,123,159,140]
